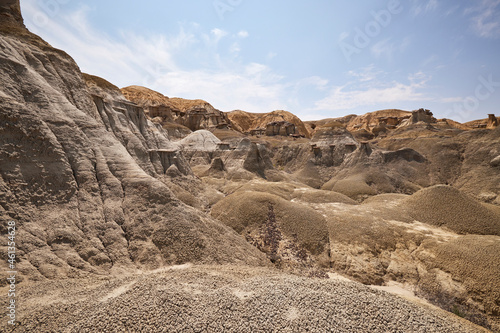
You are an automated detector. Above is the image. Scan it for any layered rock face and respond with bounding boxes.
[0,8,268,284]
[175,131,275,180]
[228,109,311,138]
[121,85,230,134]
[344,109,412,132]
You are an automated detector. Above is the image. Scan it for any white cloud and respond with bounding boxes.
[229,42,241,54]
[408,71,431,87]
[347,65,382,82]
[266,52,277,61]
[421,54,438,67]
[370,37,410,60]
[298,76,329,90]
[20,3,290,113]
[426,0,438,12]
[153,70,286,112]
[444,5,460,17]
[210,28,228,41]
[237,30,249,38]
[313,71,431,111]
[465,0,500,38]
[411,0,439,16]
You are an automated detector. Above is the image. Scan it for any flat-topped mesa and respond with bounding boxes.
[487,114,499,129]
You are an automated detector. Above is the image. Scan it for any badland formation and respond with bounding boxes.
[1,1,499,331]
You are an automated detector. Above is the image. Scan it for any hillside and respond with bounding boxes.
[228,109,311,138]
[121,85,230,134]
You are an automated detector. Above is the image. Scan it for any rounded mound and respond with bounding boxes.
[322,174,377,201]
[292,188,358,205]
[224,180,298,200]
[211,191,328,255]
[362,193,409,205]
[422,235,500,324]
[402,185,500,235]
[178,130,221,151]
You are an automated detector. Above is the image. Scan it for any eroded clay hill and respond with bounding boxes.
[0,0,267,288]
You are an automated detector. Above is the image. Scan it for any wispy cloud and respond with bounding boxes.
[266,52,277,61]
[237,30,249,38]
[347,65,383,82]
[465,0,500,38]
[313,70,431,111]
[371,37,410,61]
[411,0,439,16]
[444,4,461,17]
[21,3,290,113]
[210,28,228,42]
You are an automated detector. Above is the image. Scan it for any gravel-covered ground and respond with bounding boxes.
[1,265,487,333]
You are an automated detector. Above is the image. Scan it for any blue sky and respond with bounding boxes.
[21,0,500,122]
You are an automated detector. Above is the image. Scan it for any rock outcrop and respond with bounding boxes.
[345,109,412,132]
[265,120,297,136]
[465,114,500,129]
[488,114,499,129]
[228,110,310,138]
[406,108,436,125]
[121,86,230,134]
[0,0,23,28]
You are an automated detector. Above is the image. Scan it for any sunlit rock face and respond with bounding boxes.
[0,5,268,284]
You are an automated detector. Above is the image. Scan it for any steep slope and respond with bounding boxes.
[0,3,268,285]
[377,124,500,203]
